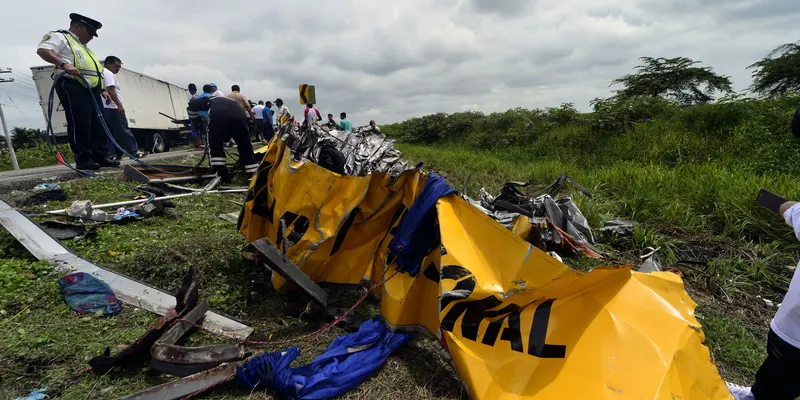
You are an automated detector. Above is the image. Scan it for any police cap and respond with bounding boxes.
[69,13,102,37]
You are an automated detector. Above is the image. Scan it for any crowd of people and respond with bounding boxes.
[186,83,367,147]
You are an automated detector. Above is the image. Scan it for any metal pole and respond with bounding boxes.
[0,103,19,170]
[46,189,248,215]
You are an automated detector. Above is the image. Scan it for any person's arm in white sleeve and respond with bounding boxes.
[782,202,800,241]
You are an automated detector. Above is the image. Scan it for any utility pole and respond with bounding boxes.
[0,69,19,170]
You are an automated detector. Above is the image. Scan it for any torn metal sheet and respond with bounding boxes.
[638,247,665,273]
[278,124,409,177]
[0,199,253,339]
[120,362,238,400]
[39,221,87,240]
[600,220,636,236]
[218,212,240,224]
[244,238,328,307]
[123,164,218,184]
[90,268,199,374]
[150,301,249,377]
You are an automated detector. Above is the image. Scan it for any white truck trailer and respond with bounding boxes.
[31,66,192,153]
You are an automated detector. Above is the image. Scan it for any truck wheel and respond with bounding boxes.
[151,132,167,153]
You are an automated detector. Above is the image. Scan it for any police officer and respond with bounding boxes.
[188,96,259,182]
[36,13,118,170]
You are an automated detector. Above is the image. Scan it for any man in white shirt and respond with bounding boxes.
[303,102,322,127]
[252,101,265,141]
[210,83,225,98]
[729,200,800,400]
[274,98,291,129]
[101,56,141,159]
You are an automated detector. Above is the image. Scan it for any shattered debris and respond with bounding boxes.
[236,138,732,399]
[470,175,603,259]
[277,123,408,177]
[600,220,636,237]
[39,220,88,240]
[19,187,66,207]
[0,198,254,339]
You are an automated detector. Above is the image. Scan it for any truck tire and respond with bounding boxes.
[150,132,169,153]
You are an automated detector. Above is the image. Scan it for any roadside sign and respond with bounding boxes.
[298,84,316,105]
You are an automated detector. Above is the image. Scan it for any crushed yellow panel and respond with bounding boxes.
[238,140,731,399]
[436,195,730,399]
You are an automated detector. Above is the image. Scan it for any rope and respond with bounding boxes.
[176,270,399,348]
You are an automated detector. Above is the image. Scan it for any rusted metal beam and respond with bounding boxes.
[150,301,249,377]
[119,362,239,400]
[244,238,328,307]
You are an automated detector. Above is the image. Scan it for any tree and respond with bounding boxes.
[10,127,42,149]
[612,57,733,105]
[749,42,800,97]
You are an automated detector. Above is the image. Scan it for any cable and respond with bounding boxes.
[0,87,38,100]
[10,69,35,81]
[42,74,209,176]
[4,95,31,125]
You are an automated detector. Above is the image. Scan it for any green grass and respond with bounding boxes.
[398,142,796,385]
[697,307,767,385]
[0,174,464,399]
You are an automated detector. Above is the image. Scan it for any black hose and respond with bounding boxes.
[43,74,209,175]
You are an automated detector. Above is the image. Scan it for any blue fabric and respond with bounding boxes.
[197,92,212,117]
[15,387,47,400]
[237,317,411,399]
[388,173,454,276]
[57,272,122,316]
[262,108,274,124]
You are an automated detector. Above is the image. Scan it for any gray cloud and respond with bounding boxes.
[469,0,532,16]
[0,0,799,132]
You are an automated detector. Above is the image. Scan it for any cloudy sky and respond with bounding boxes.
[1,0,799,131]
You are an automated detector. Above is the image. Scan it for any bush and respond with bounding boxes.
[0,143,74,171]
[589,95,680,135]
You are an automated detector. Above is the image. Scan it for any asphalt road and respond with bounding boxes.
[0,149,204,193]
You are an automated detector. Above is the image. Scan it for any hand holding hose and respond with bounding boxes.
[62,63,80,76]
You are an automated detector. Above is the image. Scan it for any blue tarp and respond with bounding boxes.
[57,272,122,316]
[237,317,411,399]
[388,173,454,276]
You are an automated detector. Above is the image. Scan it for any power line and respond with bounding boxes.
[4,95,31,125]
[9,69,34,82]
[0,87,39,101]
[9,80,36,91]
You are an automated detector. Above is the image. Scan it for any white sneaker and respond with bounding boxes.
[726,382,755,400]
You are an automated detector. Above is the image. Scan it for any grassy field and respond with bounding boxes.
[397,143,799,384]
[0,156,464,399]
[3,93,800,397]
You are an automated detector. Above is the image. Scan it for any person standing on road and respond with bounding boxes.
[728,200,800,400]
[227,85,254,121]
[262,101,275,142]
[36,13,118,170]
[210,83,225,98]
[304,102,321,127]
[187,83,204,148]
[324,113,338,129]
[227,85,254,146]
[252,101,265,141]
[368,120,381,133]
[188,95,259,181]
[101,56,142,159]
[274,98,290,129]
[339,112,353,132]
